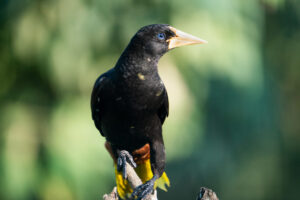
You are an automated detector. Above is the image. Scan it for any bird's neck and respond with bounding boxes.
[114,44,161,77]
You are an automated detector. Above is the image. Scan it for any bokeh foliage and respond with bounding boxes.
[0,0,299,199]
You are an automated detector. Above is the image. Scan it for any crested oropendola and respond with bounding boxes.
[91,24,207,200]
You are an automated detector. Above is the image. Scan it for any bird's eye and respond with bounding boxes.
[157,33,165,40]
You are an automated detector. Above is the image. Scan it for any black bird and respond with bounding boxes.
[91,24,206,200]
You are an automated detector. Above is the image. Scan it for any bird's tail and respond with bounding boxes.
[115,158,170,199]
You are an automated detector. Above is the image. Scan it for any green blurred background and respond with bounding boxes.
[0,0,299,199]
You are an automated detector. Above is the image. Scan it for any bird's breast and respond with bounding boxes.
[118,75,165,112]
[99,73,165,148]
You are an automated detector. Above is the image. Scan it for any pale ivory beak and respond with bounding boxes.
[168,26,207,49]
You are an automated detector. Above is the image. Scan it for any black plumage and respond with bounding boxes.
[91,24,206,199]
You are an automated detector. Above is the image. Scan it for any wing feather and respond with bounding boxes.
[157,90,169,124]
[91,74,109,136]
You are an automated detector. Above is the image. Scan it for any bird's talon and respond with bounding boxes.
[117,150,136,179]
[131,177,156,200]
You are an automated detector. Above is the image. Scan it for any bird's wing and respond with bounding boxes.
[157,90,169,125]
[91,72,110,136]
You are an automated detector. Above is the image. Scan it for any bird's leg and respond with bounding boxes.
[131,139,165,200]
[131,175,158,200]
[105,141,137,179]
[117,150,137,179]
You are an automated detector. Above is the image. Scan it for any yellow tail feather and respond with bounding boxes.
[115,159,170,199]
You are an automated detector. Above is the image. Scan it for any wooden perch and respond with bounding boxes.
[103,162,156,200]
[103,163,218,200]
[197,187,219,200]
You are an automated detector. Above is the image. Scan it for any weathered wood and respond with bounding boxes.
[103,163,218,200]
[197,187,219,200]
[103,162,156,200]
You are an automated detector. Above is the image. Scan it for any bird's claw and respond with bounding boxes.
[131,176,157,200]
[117,150,137,179]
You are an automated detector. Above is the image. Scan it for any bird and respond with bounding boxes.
[91,24,207,200]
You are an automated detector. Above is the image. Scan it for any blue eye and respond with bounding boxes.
[157,33,165,40]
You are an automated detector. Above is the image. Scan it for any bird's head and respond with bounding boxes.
[130,24,207,58]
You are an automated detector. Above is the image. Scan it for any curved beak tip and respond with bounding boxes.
[201,39,208,44]
[168,26,207,49]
